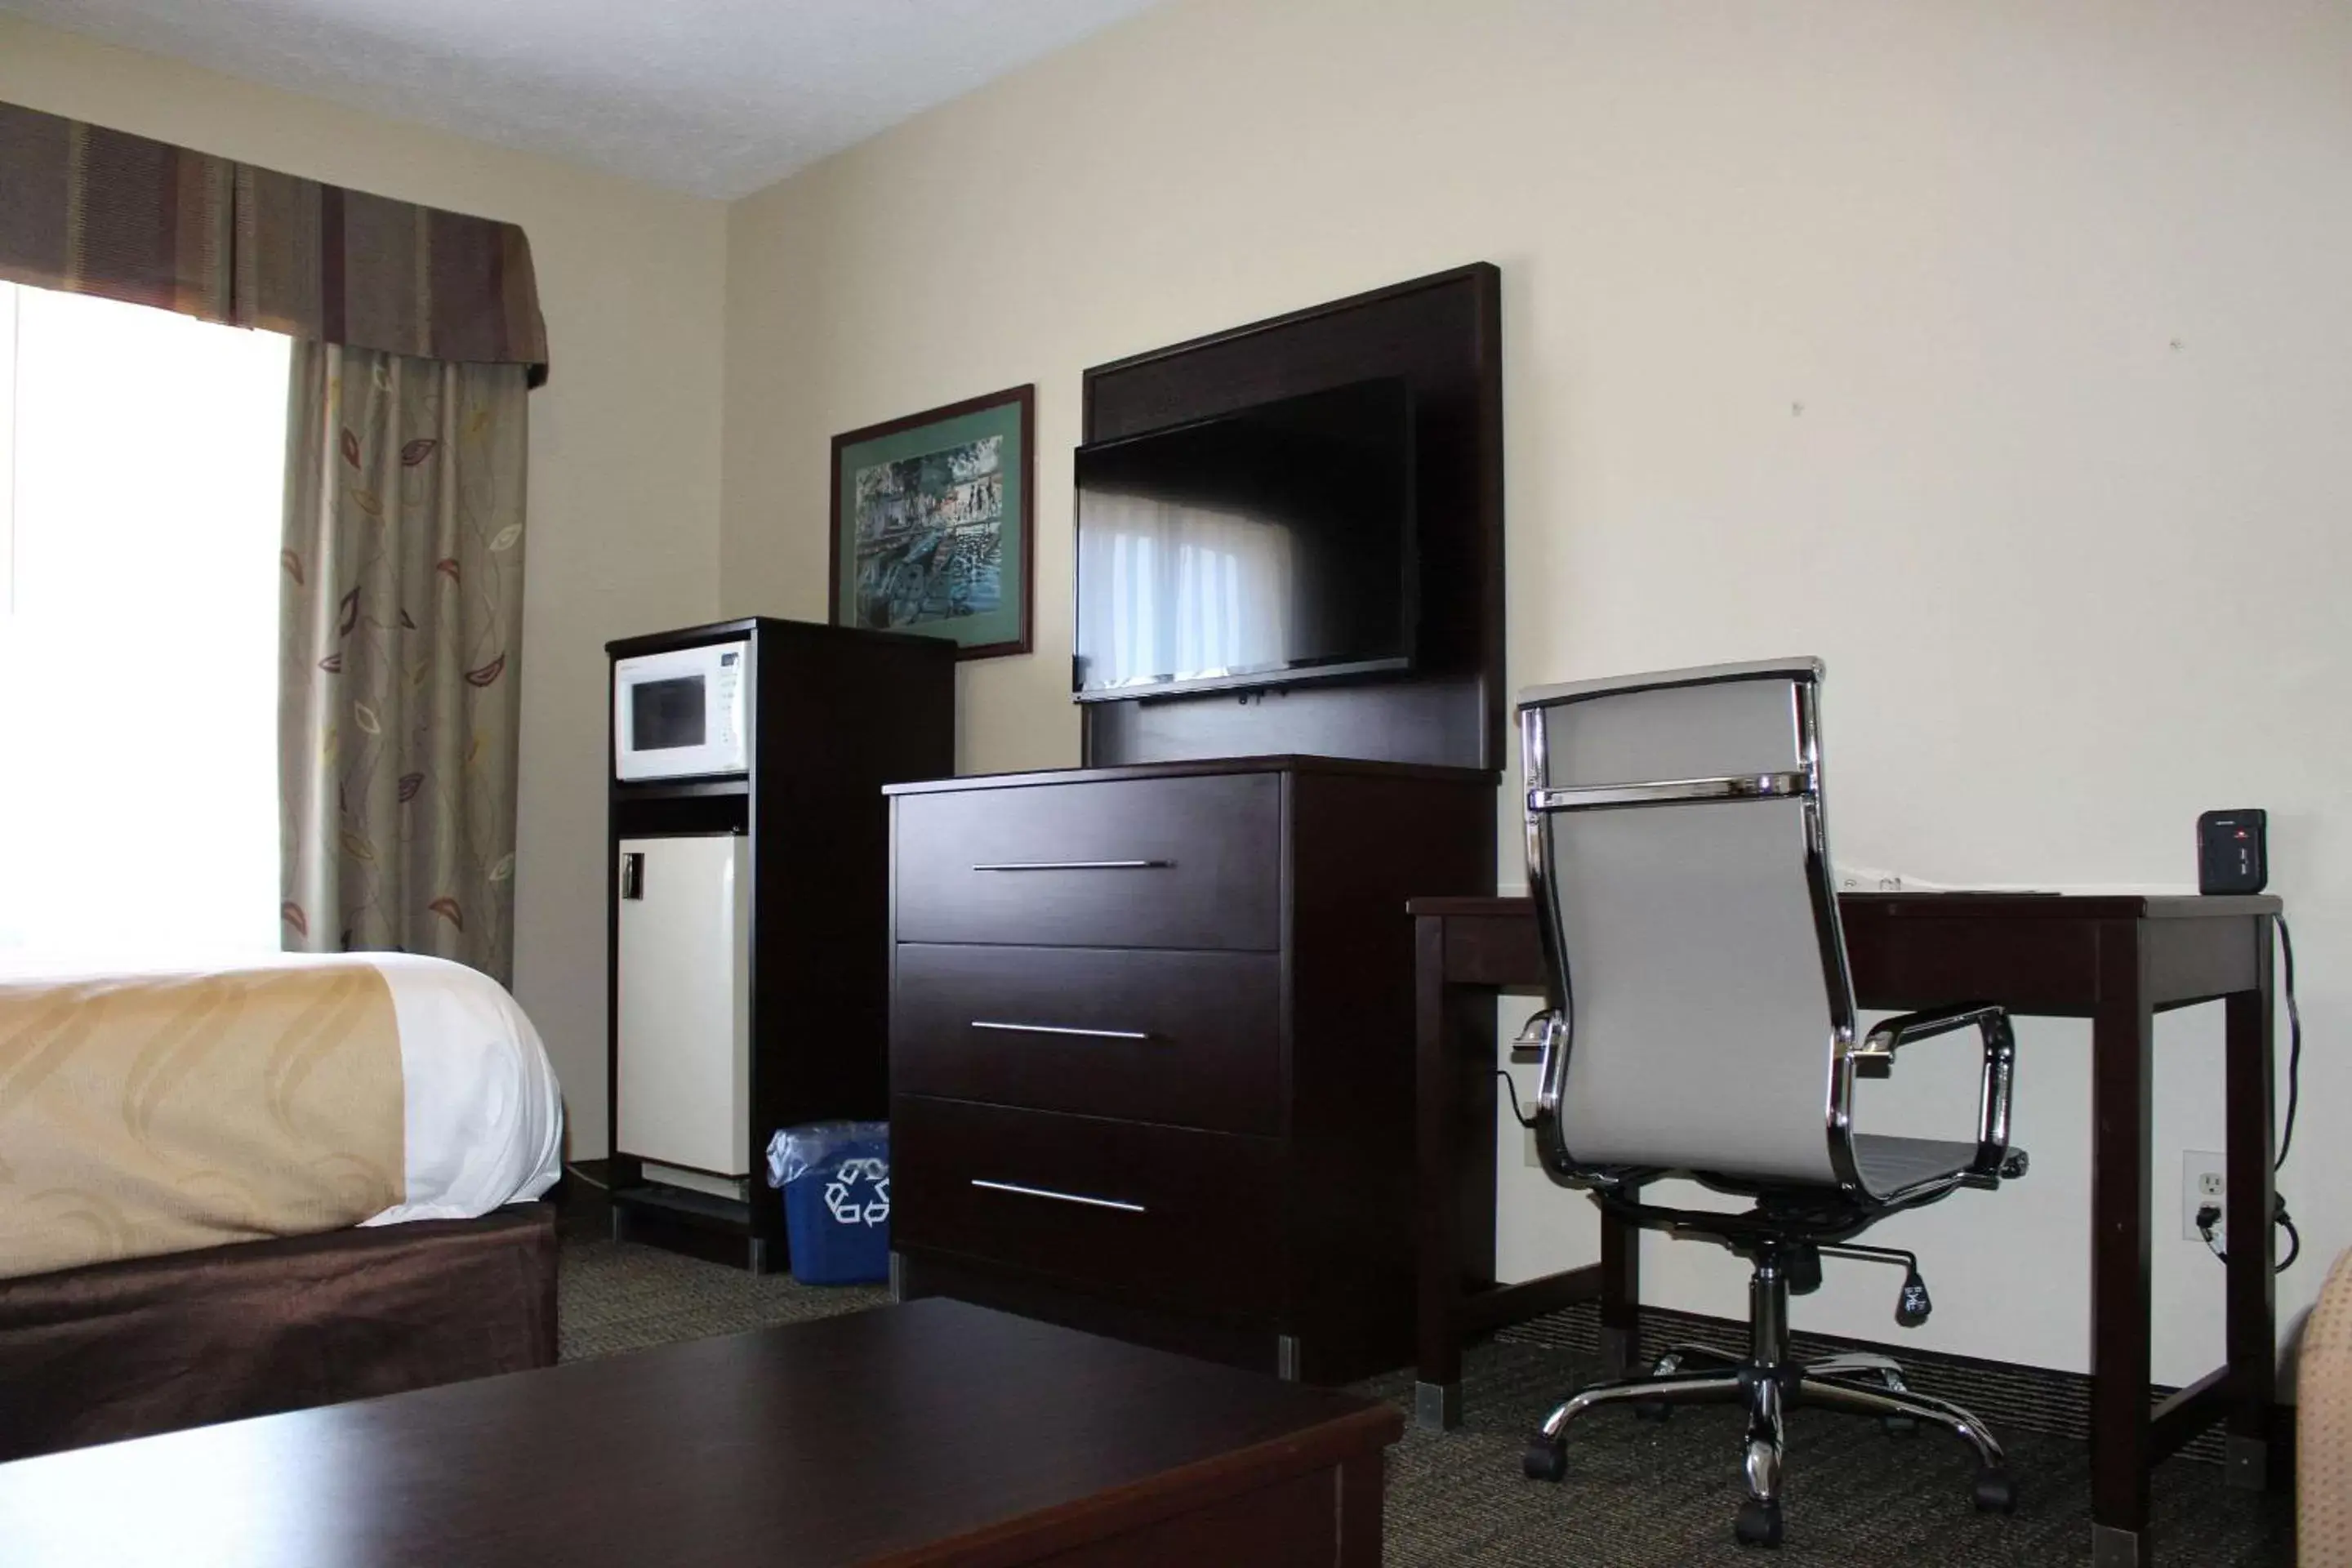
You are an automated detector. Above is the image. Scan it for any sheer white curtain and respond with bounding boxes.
[0,282,290,966]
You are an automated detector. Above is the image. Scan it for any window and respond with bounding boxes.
[0,282,291,965]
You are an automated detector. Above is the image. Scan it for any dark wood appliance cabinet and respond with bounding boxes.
[606,616,955,1269]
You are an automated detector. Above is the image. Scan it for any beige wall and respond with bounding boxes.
[0,16,728,1156]
[722,0,2352,1381]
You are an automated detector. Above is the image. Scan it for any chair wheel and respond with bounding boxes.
[1973,1466,2016,1514]
[1634,1398,1673,1422]
[1734,1499,1784,1548]
[1879,1414,1919,1437]
[1522,1437,1566,1482]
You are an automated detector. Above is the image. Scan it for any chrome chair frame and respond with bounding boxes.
[1514,658,2027,1548]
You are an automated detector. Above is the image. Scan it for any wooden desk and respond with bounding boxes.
[0,1297,1400,1567]
[1411,891,2281,1568]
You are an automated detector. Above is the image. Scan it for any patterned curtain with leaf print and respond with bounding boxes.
[280,341,528,982]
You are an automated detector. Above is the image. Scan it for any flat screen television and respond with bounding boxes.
[1072,378,1415,702]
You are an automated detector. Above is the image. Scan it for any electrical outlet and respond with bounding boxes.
[1524,1125,1543,1169]
[2182,1151,2226,1242]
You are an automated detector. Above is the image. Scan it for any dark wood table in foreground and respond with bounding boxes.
[1412,891,2282,1568]
[0,1297,1400,1567]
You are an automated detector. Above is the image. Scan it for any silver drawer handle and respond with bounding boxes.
[969,1020,1152,1041]
[969,859,1170,872]
[970,1178,1145,1214]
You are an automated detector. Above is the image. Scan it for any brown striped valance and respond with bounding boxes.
[0,100,549,385]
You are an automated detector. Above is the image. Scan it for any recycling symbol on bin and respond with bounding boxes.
[824,1157,891,1228]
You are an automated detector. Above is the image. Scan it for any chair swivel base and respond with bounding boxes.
[1521,1340,2016,1548]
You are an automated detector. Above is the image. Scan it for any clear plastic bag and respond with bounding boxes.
[765,1120,889,1188]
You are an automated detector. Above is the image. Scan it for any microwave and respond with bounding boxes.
[613,640,751,781]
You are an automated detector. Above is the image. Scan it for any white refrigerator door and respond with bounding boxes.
[616,834,751,1177]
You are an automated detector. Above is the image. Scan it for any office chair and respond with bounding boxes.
[1513,658,2028,1549]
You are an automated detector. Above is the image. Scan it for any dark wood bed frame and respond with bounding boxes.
[0,1202,556,1463]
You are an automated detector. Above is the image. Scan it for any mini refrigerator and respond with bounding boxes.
[614,832,752,1196]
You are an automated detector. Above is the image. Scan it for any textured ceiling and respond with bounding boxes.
[1,0,1164,198]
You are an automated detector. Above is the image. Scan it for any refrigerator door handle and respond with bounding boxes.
[621,852,645,900]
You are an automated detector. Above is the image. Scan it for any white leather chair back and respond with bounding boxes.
[1519,659,1856,1187]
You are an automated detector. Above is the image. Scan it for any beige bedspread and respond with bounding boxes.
[0,960,407,1280]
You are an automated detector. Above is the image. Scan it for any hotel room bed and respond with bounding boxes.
[0,952,564,1460]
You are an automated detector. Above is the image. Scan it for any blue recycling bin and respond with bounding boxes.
[767,1122,890,1285]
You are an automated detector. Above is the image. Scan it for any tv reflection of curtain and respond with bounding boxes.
[1081,497,1295,688]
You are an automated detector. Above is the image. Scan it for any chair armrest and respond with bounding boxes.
[1848,1003,2006,1078]
[1847,1003,2020,1186]
[1509,1008,1566,1066]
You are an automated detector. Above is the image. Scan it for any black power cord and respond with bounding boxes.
[2199,1199,2300,1275]
[1499,1068,1537,1130]
[2270,913,2303,1273]
[2277,914,2303,1174]
[2197,912,2302,1276]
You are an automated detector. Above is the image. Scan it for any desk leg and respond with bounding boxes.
[2089,929,2154,1568]
[1414,916,1464,1430]
[2224,925,2279,1490]
[1599,1200,1642,1379]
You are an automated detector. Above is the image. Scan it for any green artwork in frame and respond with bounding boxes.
[829,385,1034,659]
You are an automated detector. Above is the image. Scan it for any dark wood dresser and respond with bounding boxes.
[885,755,1494,1383]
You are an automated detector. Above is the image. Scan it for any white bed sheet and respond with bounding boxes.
[361,952,564,1225]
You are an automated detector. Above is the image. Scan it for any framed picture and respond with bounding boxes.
[829,385,1034,660]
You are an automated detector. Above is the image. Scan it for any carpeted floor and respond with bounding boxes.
[559,1229,891,1358]
[558,1233,2293,1566]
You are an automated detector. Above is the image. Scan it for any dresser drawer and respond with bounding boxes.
[892,773,1282,951]
[892,1097,1282,1320]
[892,945,1282,1135]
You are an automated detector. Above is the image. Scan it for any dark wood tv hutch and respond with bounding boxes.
[887,265,1506,1381]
